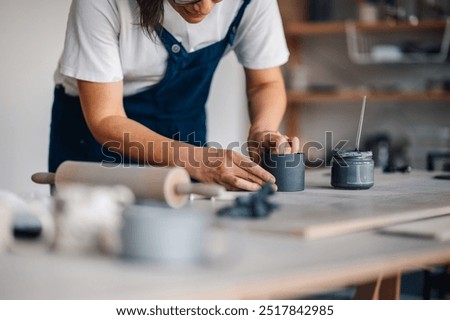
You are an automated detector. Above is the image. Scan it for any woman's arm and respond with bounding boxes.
[77,80,276,191]
[245,66,300,162]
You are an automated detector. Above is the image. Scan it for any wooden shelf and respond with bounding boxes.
[287,90,450,103]
[285,20,448,36]
[279,2,450,137]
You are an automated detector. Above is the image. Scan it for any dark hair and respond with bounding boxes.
[136,0,165,38]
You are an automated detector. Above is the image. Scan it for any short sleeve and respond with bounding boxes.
[233,0,290,70]
[59,0,123,82]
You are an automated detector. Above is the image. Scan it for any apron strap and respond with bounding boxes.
[227,0,252,46]
[157,27,187,59]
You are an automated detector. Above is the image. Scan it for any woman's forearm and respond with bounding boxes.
[244,67,299,156]
[93,114,196,167]
[245,67,287,137]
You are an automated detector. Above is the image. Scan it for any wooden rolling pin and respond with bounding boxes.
[32,161,225,208]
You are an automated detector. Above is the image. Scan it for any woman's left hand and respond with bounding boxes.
[247,130,300,164]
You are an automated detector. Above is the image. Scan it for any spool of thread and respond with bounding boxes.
[32,161,225,208]
[0,192,55,255]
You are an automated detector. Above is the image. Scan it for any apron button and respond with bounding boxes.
[171,44,181,54]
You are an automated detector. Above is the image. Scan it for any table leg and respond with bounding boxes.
[354,278,381,300]
[447,265,450,300]
[354,272,401,300]
[378,272,401,300]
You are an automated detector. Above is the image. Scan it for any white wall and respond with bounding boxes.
[0,0,71,195]
[0,0,248,195]
[207,53,249,149]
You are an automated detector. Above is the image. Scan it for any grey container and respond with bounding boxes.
[261,152,305,192]
[331,150,374,190]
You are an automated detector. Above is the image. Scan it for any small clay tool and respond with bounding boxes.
[355,95,367,152]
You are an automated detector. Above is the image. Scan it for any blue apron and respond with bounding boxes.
[48,0,251,173]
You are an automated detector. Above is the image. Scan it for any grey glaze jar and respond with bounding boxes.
[261,152,305,192]
[331,150,374,190]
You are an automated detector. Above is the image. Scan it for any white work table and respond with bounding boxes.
[0,170,449,299]
[212,169,450,239]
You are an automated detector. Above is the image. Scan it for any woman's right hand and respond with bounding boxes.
[188,148,276,191]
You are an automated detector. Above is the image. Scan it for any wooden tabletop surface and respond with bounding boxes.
[1,169,449,299]
[1,230,450,299]
[206,169,450,239]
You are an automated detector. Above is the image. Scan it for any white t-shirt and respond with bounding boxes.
[55,0,289,97]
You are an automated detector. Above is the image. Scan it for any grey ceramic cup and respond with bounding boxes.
[260,152,305,192]
[121,205,241,266]
[121,205,208,265]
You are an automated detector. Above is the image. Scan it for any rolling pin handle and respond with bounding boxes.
[176,183,226,198]
[31,172,56,185]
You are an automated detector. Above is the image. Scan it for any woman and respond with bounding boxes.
[49,0,300,191]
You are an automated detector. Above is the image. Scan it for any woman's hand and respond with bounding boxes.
[187,147,276,191]
[247,130,300,164]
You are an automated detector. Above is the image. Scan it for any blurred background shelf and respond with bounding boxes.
[279,0,450,172]
[285,20,449,36]
[285,20,450,64]
[287,90,450,103]
[345,20,450,64]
